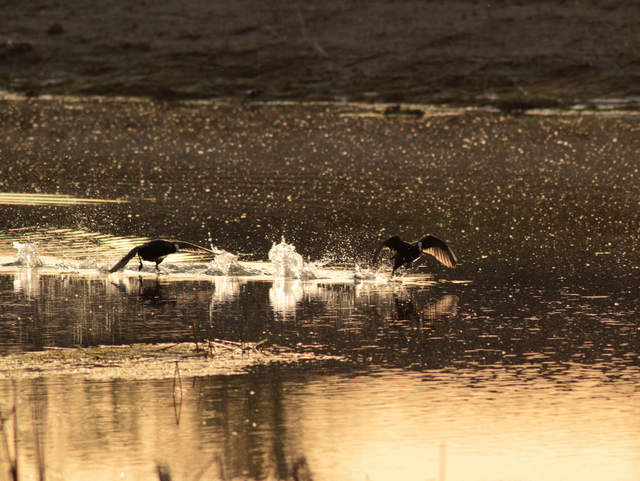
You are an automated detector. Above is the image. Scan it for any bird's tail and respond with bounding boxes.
[109,247,139,273]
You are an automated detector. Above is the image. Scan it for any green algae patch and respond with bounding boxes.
[0,342,336,380]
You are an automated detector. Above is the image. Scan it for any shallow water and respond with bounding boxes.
[0,97,638,480]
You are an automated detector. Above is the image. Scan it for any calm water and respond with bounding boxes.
[0,96,638,480]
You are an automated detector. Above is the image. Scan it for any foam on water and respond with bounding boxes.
[353,264,385,282]
[11,241,43,268]
[268,238,318,279]
[205,250,262,276]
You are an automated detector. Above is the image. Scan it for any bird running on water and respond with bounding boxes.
[109,239,218,273]
[372,234,457,276]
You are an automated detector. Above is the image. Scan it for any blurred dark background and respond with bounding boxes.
[2,0,639,106]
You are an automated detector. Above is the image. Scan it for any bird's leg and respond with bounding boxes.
[155,261,160,272]
[388,253,397,277]
[138,255,143,271]
[410,255,426,270]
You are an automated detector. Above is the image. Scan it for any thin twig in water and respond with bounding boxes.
[12,382,18,481]
[215,339,243,347]
[156,462,172,481]
[0,381,19,481]
[253,339,268,351]
[191,320,200,352]
[0,408,16,480]
[192,456,218,481]
[32,404,45,481]
[292,456,313,481]
[172,361,183,425]
[214,453,226,481]
[153,343,181,352]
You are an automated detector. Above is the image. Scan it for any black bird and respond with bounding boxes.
[109,239,217,273]
[372,234,457,276]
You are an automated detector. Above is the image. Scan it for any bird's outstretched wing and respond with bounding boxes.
[173,240,221,255]
[372,235,404,264]
[109,246,140,273]
[418,235,457,268]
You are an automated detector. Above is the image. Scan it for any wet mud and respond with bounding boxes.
[0,341,335,380]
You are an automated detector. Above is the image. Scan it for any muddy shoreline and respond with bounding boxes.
[2,0,640,107]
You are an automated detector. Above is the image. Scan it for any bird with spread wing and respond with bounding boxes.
[109,239,219,273]
[372,234,457,276]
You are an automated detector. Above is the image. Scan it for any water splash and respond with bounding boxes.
[353,264,381,281]
[268,238,318,279]
[205,251,261,276]
[12,242,43,268]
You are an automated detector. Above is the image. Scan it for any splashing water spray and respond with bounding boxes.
[268,237,317,279]
[12,242,43,268]
[211,251,241,275]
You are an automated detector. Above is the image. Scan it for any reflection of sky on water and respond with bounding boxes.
[269,279,303,318]
[211,275,242,303]
[290,368,640,481]
[4,362,639,481]
[12,268,41,297]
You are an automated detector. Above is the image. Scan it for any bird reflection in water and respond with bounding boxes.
[136,278,170,304]
[394,293,459,325]
[351,291,459,366]
[111,276,176,306]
